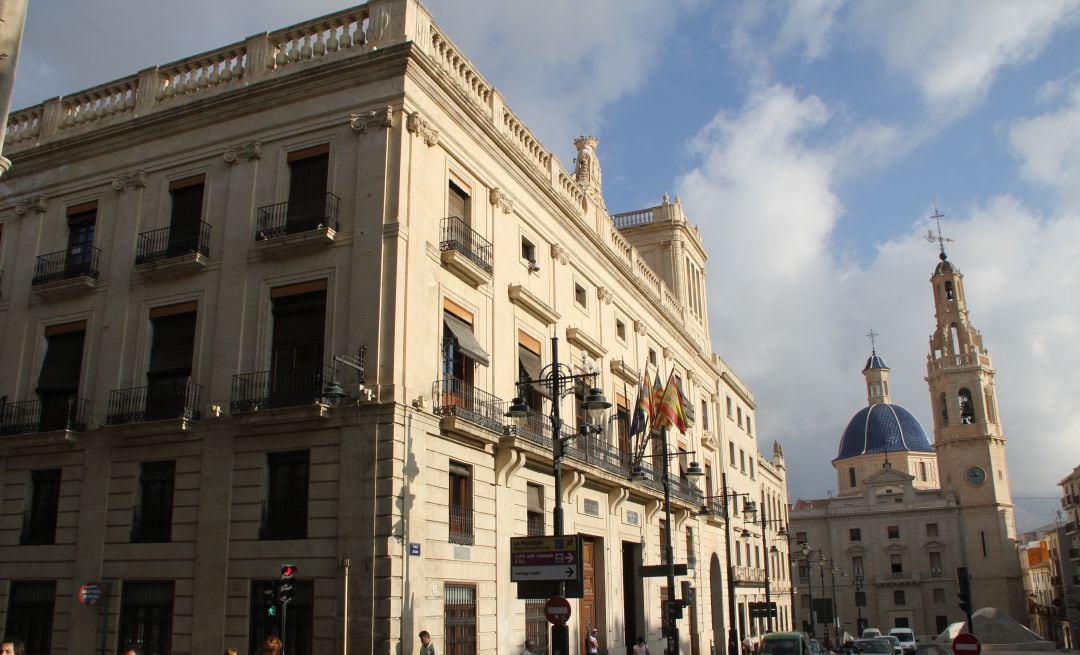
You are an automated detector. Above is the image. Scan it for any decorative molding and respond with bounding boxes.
[14,196,47,215]
[563,470,586,504]
[663,346,673,360]
[633,320,647,336]
[488,187,514,214]
[350,106,394,133]
[686,369,698,383]
[111,170,147,192]
[609,358,639,383]
[223,140,262,164]
[608,488,629,515]
[406,111,440,147]
[508,284,560,326]
[550,243,569,265]
[596,286,614,305]
[565,326,607,359]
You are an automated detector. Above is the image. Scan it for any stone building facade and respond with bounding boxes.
[790,247,1025,640]
[0,2,789,654]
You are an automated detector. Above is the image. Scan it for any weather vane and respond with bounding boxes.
[925,204,953,260]
[866,328,879,354]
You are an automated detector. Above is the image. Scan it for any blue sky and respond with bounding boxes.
[9,0,1080,531]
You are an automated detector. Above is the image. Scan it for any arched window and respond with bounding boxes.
[945,281,955,301]
[949,324,960,355]
[849,467,857,488]
[939,392,949,426]
[958,389,975,424]
[919,461,928,482]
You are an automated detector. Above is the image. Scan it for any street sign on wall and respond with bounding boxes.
[511,535,583,583]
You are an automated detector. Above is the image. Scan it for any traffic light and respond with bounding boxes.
[279,563,297,604]
[263,587,278,618]
[957,566,972,614]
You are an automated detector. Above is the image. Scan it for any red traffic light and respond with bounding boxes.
[281,564,297,578]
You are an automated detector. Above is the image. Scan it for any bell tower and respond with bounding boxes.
[923,211,1025,620]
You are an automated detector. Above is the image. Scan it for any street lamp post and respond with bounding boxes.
[757,491,786,634]
[506,336,611,655]
[853,574,864,635]
[818,555,828,640]
[698,477,756,655]
[799,544,818,638]
[630,428,704,655]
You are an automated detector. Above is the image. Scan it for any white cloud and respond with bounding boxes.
[775,0,842,61]
[678,84,1080,506]
[1009,86,1080,211]
[850,0,1080,117]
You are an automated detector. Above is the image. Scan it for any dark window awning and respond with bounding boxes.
[444,313,490,367]
[518,345,551,399]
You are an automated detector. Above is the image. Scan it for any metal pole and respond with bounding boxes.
[818,557,827,640]
[829,568,839,639]
[722,474,739,655]
[760,490,772,633]
[549,337,570,655]
[855,576,863,635]
[805,550,815,638]
[282,600,289,655]
[661,426,679,655]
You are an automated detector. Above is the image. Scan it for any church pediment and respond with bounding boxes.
[864,465,914,486]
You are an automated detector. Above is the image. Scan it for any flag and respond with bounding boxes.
[650,373,665,426]
[629,373,651,436]
[654,371,688,434]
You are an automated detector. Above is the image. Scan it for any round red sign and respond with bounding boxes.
[544,596,572,626]
[952,632,981,655]
[78,583,104,606]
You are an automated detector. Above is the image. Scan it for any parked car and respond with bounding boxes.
[861,629,882,640]
[881,635,903,655]
[761,632,815,655]
[888,628,917,655]
[852,639,893,654]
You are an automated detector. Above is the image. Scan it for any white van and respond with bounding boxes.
[888,628,916,654]
[861,629,881,640]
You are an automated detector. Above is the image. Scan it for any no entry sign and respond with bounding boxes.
[544,596,572,626]
[952,633,981,655]
[78,583,104,606]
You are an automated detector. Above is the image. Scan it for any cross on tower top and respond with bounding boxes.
[925,205,954,260]
[866,328,879,354]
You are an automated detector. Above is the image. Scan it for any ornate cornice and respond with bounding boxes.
[223,140,262,164]
[489,187,513,214]
[111,170,147,192]
[406,111,440,147]
[350,106,394,133]
[14,196,47,215]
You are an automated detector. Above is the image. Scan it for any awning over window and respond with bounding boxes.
[444,313,490,367]
[518,344,551,399]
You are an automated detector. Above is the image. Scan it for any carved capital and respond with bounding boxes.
[406,111,440,147]
[663,346,673,360]
[686,369,698,383]
[634,319,647,336]
[111,170,147,192]
[596,286,613,305]
[550,243,569,265]
[488,187,513,214]
[223,140,262,164]
[350,106,394,133]
[14,196,47,215]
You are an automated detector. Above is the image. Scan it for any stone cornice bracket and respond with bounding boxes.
[686,369,698,383]
[223,140,262,165]
[550,243,569,265]
[608,487,629,515]
[663,347,673,360]
[14,196,47,215]
[596,286,614,305]
[488,187,513,214]
[494,447,525,487]
[350,105,394,133]
[634,320,647,336]
[406,111,440,147]
[111,170,147,192]
[563,470,586,504]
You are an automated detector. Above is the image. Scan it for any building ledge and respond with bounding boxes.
[438,414,500,451]
[253,225,337,256]
[508,284,560,325]
[32,275,97,298]
[441,249,492,287]
[105,416,198,442]
[233,402,330,427]
[566,326,607,359]
[0,429,79,452]
[609,358,639,384]
[135,252,209,278]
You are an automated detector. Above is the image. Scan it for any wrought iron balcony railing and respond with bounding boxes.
[107,380,203,425]
[32,247,102,285]
[255,192,340,240]
[565,432,634,479]
[449,505,474,545]
[432,378,507,434]
[259,498,308,540]
[130,504,173,543]
[231,364,334,413]
[0,396,89,435]
[136,221,211,264]
[440,216,493,274]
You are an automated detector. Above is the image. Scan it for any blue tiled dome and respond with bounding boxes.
[864,353,887,371]
[836,403,933,460]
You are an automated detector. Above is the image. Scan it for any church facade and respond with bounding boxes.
[789,246,1025,639]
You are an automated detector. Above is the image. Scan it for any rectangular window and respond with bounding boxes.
[701,400,709,430]
[448,180,470,224]
[574,282,587,308]
[22,469,61,545]
[729,442,736,468]
[726,396,733,418]
[37,324,86,431]
[517,337,546,435]
[66,204,97,276]
[287,146,330,233]
[167,176,205,257]
[262,450,309,540]
[704,463,714,501]
[746,416,752,435]
[526,483,544,536]
[740,448,746,473]
[795,531,807,545]
[521,236,536,264]
[929,551,942,573]
[118,581,174,655]
[146,309,197,421]
[890,554,903,573]
[850,528,861,542]
[935,616,949,633]
[933,588,945,604]
[927,523,939,537]
[686,528,696,569]
[797,565,808,582]
[444,583,477,655]
[888,525,900,539]
[3,580,55,655]
[649,349,657,367]
[132,460,175,543]
[250,579,313,655]
[270,286,327,408]
[615,319,626,341]
[852,556,864,575]
[855,591,866,608]
[443,306,490,392]
[616,397,630,456]
[449,461,473,545]
[893,590,906,606]
[525,599,549,655]
[749,459,755,479]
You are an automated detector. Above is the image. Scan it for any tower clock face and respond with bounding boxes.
[965,466,987,485]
